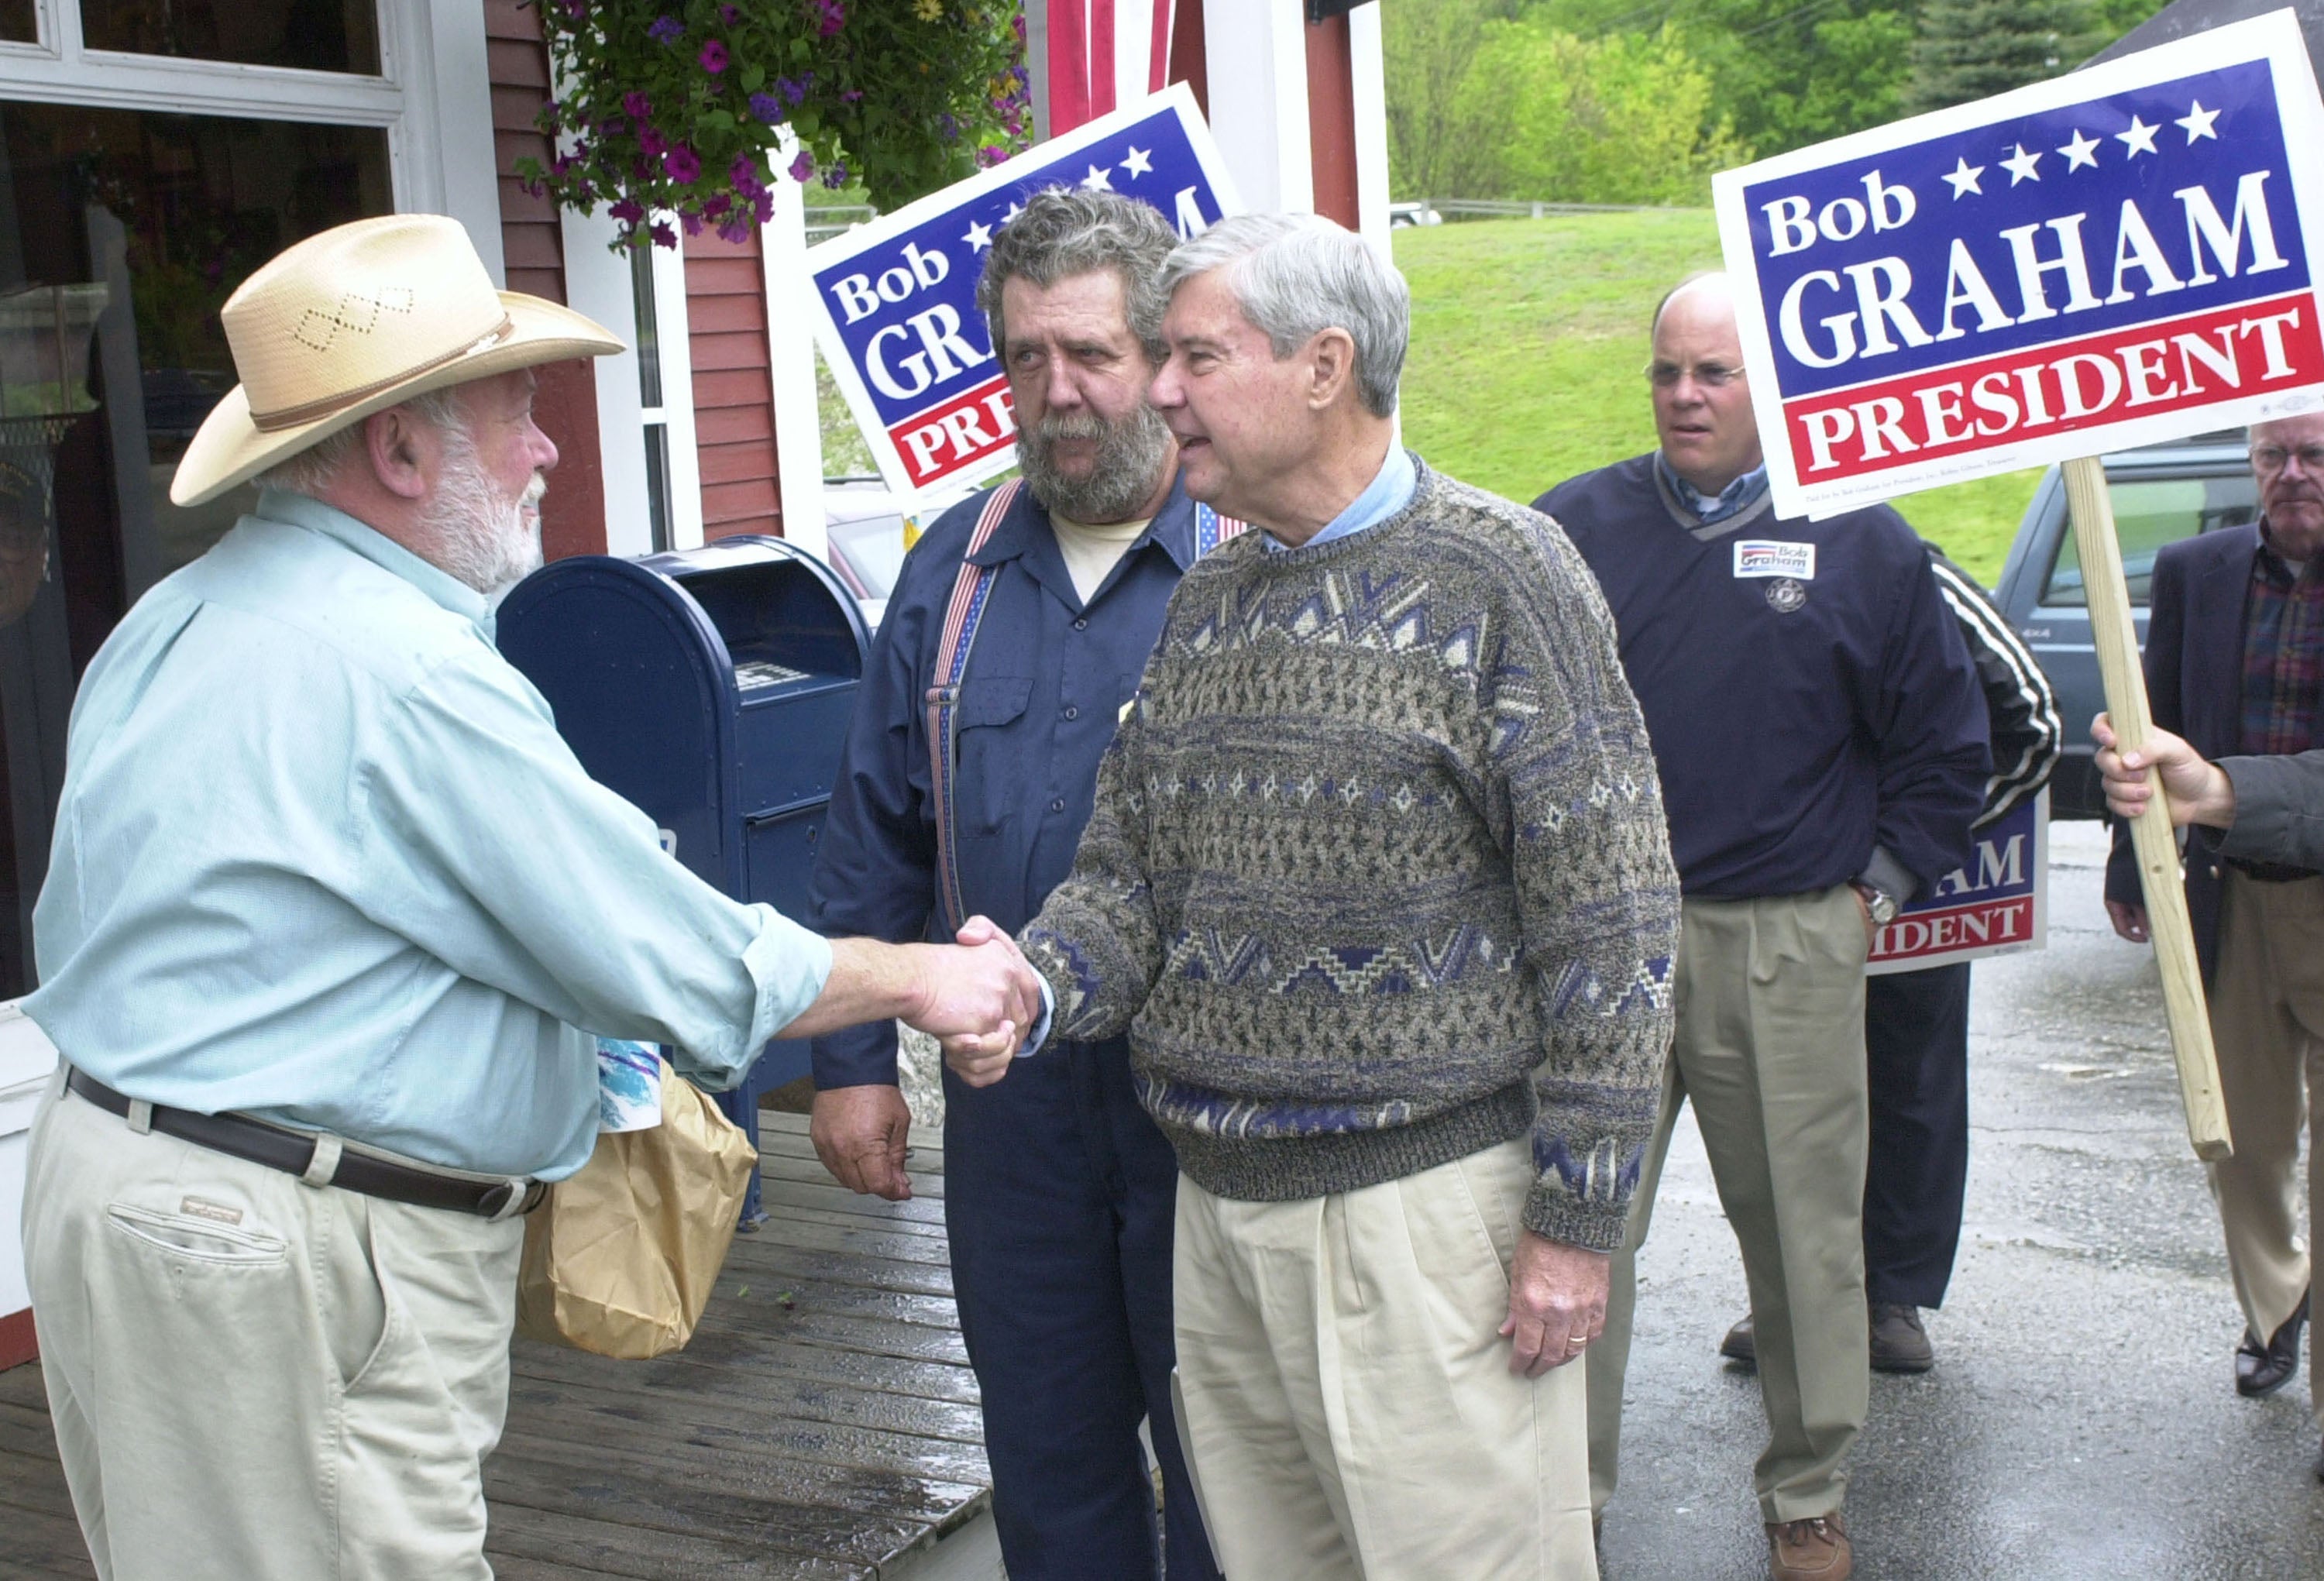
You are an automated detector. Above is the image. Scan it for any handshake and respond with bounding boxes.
[902,916,1041,1088]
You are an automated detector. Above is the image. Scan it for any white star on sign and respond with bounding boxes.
[1002,200,1024,225]
[2000,143,2043,184]
[2116,115,2160,156]
[1120,145,1153,179]
[1081,163,1114,191]
[1941,156,1985,198]
[963,218,993,253]
[2057,129,2100,170]
[2177,99,2221,142]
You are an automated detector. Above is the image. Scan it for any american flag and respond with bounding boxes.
[1041,0,1178,136]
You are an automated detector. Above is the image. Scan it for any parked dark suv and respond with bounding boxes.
[1990,432,2259,818]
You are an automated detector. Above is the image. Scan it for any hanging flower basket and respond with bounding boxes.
[518,0,1031,250]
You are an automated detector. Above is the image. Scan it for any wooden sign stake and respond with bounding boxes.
[2061,455,2232,1161]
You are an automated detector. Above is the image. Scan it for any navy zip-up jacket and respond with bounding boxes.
[808,474,1202,1088]
[1536,455,1988,901]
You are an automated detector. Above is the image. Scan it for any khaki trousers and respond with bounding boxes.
[2205,870,2324,1426]
[1587,886,1870,1524]
[1170,1138,1596,1580]
[22,1071,525,1581]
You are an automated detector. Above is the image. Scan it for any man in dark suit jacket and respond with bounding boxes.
[2105,413,2324,1452]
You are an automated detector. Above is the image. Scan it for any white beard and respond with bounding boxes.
[421,421,547,596]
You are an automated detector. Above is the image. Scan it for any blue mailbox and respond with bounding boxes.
[497,535,871,1226]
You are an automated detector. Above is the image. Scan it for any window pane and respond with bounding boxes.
[0,2,36,43]
[2040,473,2260,608]
[82,0,381,75]
[0,104,391,995]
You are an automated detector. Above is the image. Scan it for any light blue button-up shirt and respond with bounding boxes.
[1261,443,1418,552]
[26,490,831,1180]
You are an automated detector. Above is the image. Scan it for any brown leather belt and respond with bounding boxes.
[66,1067,546,1220]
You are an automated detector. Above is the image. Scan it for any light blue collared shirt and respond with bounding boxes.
[26,490,831,1180]
[1654,452,1769,525]
[1263,443,1419,552]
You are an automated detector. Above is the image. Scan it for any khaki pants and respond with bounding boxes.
[1170,1137,1597,1581]
[2205,870,2324,1427]
[1587,886,1870,1524]
[22,1071,524,1581]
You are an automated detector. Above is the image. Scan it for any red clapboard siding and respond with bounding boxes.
[685,226,782,540]
[484,0,607,559]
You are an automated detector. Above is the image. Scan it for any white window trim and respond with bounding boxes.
[562,210,706,559]
[647,230,705,552]
[762,174,825,561]
[0,1,500,278]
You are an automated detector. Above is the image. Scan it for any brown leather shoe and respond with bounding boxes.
[1868,1302,1935,1373]
[1721,1311,1757,1367]
[2235,1289,2307,1397]
[1767,1512,1851,1579]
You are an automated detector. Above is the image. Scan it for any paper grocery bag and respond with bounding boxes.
[516,1057,757,1359]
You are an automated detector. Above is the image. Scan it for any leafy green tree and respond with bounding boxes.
[1464,22,1744,204]
[1384,0,1527,198]
[1904,0,2096,115]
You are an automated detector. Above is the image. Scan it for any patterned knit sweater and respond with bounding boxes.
[1019,459,1679,1251]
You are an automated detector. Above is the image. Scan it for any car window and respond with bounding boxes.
[2040,474,2259,608]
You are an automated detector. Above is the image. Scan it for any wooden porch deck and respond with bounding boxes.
[0,1112,999,1580]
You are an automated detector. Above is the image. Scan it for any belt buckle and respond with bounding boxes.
[480,1177,546,1222]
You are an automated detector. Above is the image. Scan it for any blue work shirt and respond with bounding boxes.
[809,475,1204,1088]
[26,489,831,1180]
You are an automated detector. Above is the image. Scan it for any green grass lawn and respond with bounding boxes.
[1394,211,2043,588]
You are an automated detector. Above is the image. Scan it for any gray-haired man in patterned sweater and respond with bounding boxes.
[943,213,1681,1580]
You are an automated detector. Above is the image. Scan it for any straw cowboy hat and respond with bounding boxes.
[170,212,624,508]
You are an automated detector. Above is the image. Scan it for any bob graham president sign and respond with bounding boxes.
[1714,9,2324,520]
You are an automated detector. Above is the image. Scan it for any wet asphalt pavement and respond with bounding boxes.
[1595,821,2324,1579]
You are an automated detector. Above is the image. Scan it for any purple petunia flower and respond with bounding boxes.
[663,145,701,183]
[815,0,845,38]
[730,153,759,186]
[680,212,703,235]
[639,125,669,158]
[699,40,727,74]
[841,88,861,101]
[775,75,806,106]
[621,91,651,119]
[748,91,786,123]
[719,3,740,22]
[822,163,849,189]
[718,218,753,244]
[789,150,815,183]
[701,194,732,218]
[610,196,646,225]
[647,14,682,45]
[650,220,678,249]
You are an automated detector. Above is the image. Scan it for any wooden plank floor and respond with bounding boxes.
[0,1112,988,1580]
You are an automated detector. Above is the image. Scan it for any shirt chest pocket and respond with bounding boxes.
[951,674,1033,834]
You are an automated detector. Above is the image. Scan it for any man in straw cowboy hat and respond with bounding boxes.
[17,213,1041,1580]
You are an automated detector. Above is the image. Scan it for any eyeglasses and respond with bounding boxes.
[1646,360,1746,389]
[2252,443,2324,475]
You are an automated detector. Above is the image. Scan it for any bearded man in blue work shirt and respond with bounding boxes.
[1536,272,1989,1581]
[19,215,1038,1581]
[806,189,1222,1581]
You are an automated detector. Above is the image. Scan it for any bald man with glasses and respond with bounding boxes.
[1533,274,1989,1581]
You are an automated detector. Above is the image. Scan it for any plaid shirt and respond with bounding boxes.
[2239,523,2324,757]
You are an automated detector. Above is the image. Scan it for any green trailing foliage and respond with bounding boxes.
[515,0,1030,252]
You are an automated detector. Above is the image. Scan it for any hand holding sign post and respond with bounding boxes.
[1712,7,2324,1160]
